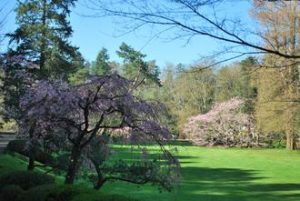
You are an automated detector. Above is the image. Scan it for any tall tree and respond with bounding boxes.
[2,0,80,167]
[117,42,161,89]
[8,0,79,79]
[252,0,300,150]
[91,48,112,76]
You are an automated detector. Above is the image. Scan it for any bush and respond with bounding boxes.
[0,171,55,190]
[5,140,27,155]
[0,185,24,201]
[19,184,77,201]
[5,140,54,165]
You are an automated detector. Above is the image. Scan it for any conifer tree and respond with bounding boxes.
[8,0,79,79]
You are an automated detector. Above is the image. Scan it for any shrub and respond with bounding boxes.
[5,140,27,155]
[184,98,256,147]
[19,184,77,201]
[0,185,24,201]
[0,171,55,190]
[5,140,54,165]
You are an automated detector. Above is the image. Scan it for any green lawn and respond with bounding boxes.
[101,146,300,201]
[1,146,300,201]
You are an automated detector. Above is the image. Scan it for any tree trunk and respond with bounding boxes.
[27,122,36,171]
[256,131,260,147]
[27,156,35,171]
[285,68,297,151]
[40,0,47,75]
[65,145,81,184]
[285,107,296,150]
[94,178,106,190]
[286,130,296,150]
[92,160,106,190]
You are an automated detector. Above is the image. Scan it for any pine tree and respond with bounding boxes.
[8,0,79,79]
[91,48,111,75]
[117,42,161,87]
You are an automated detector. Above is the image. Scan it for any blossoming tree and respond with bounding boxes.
[19,73,179,189]
[183,98,255,147]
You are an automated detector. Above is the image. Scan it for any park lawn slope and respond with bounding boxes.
[1,147,300,201]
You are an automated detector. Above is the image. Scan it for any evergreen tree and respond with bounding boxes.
[117,42,161,87]
[1,0,80,136]
[91,48,111,75]
[8,0,79,79]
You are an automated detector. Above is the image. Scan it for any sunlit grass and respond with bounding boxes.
[1,146,300,201]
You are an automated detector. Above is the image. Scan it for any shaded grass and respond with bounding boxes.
[1,146,300,201]
[101,146,300,201]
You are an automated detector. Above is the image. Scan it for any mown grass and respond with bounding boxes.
[1,146,300,201]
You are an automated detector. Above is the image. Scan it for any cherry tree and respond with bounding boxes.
[20,73,179,188]
[184,98,255,147]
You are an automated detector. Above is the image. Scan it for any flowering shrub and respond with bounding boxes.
[183,98,255,147]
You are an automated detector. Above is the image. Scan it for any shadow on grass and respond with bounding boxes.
[101,147,300,201]
[102,163,300,201]
[176,166,300,201]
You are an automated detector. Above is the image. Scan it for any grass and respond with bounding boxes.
[1,146,300,201]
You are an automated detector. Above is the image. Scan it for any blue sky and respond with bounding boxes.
[1,0,254,68]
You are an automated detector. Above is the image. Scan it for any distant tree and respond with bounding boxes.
[159,65,179,136]
[91,48,112,76]
[239,57,258,101]
[160,64,215,138]
[184,98,255,147]
[117,42,161,88]
[68,67,89,85]
[215,57,258,104]
[215,65,244,102]
[20,73,179,187]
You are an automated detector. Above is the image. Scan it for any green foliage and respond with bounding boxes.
[68,67,89,85]
[255,67,286,133]
[8,0,79,79]
[91,48,112,76]
[160,65,215,136]
[215,64,245,101]
[0,171,55,190]
[0,185,24,201]
[255,63,299,149]
[117,42,161,86]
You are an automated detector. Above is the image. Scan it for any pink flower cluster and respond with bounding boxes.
[183,98,252,146]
